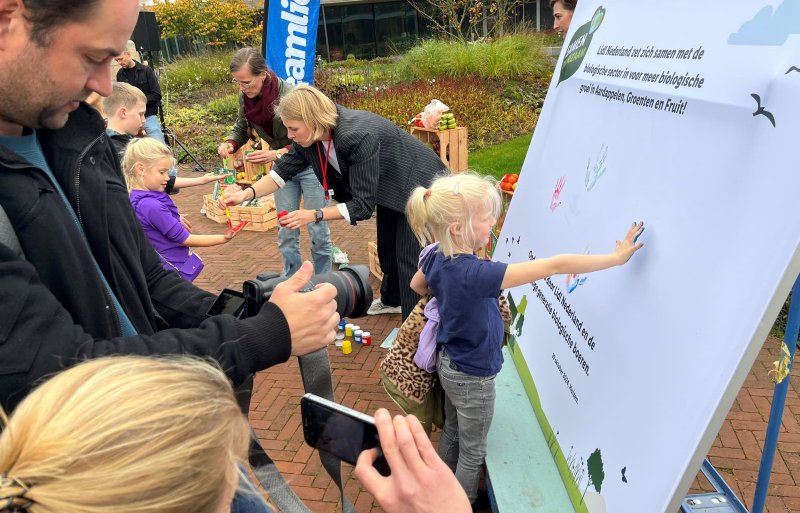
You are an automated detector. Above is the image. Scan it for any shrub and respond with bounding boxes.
[396,33,553,82]
[208,94,240,118]
[161,51,232,94]
[338,76,539,150]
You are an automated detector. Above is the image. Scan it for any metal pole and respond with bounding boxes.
[751,276,799,513]
[321,3,331,62]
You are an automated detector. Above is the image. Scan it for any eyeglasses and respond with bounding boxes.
[231,79,255,88]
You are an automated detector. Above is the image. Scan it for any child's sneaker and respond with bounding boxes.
[367,298,402,315]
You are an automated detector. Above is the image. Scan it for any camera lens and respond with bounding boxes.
[241,265,373,319]
[307,265,373,318]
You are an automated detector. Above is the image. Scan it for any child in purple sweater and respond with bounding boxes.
[123,138,235,281]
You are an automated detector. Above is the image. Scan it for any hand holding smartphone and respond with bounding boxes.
[300,393,391,476]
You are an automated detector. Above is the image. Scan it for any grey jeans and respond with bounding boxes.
[436,348,496,503]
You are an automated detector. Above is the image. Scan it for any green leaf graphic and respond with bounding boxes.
[557,6,606,86]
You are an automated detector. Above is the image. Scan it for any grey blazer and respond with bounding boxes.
[273,106,448,224]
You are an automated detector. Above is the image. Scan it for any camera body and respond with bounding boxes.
[207,265,373,320]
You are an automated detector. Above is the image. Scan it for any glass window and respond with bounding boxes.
[317,5,345,61]
[341,4,375,60]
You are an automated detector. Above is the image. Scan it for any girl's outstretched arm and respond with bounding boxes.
[182,232,234,248]
[501,222,644,290]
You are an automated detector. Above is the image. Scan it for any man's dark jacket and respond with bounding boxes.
[116,61,162,117]
[0,104,290,411]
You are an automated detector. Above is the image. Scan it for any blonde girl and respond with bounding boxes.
[0,356,250,513]
[405,172,644,506]
[122,138,235,281]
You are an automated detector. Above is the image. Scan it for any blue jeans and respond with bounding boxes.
[274,167,332,276]
[436,348,496,503]
[143,115,166,145]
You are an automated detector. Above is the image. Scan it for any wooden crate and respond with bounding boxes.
[368,240,383,280]
[221,139,272,183]
[203,194,277,232]
[410,126,468,172]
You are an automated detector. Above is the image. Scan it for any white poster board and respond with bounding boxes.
[497,2,800,512]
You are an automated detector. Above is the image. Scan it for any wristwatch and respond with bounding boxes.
[314,209,324,223]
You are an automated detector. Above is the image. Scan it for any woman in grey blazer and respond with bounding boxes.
[224,85,448,319]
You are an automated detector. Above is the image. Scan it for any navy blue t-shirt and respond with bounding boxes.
[422,250,508,376]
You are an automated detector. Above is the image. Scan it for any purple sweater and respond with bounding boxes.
[129,190,201,281]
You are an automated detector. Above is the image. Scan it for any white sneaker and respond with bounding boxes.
[367,298,402,315]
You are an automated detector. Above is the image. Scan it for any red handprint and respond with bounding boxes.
[550,176,565,212]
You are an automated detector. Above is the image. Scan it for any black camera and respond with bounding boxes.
[207,265,373,320]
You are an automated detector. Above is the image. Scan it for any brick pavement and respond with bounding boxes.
[175,170,799,513]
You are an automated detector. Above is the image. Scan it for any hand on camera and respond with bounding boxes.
[355,409,471,513]
[268,261,339,355]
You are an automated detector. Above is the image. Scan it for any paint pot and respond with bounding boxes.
[345,323,354,337]
[362,332,372,346]
[335,333,344,347]
[354,329,363,344]
[342,339,352,355]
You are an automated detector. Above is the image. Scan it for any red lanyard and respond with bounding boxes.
[316,132,333,200]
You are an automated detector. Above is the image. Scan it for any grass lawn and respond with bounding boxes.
[468,133,533,180]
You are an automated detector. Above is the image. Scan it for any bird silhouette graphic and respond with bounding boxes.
[621,466,628,483]
[786,66,800,74]
[750,93,776,127]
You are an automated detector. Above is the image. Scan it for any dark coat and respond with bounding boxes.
[0,104,291,411]
[273,106,448,224]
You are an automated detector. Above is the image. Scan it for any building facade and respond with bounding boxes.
[314,0,556,61]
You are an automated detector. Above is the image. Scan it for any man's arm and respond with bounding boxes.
[0,244,337,412]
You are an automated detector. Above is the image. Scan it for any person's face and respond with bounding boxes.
[114,51,135,69]
[136,156,172,192]
[231,66,267,99]
[0,0,140,136]
[552,1,574,36]
[120,100,146,136]
[468,206,496,250]
[283,118,316,148]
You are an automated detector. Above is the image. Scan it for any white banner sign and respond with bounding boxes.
[498,2,800,512]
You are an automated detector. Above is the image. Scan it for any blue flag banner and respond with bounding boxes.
[265,0,320,85]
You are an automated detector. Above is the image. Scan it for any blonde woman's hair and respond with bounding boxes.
[121,137,174,191]
[0,356,250,513]
[103,82,146,118]
[406,172,501,258]
[274,84,338,141]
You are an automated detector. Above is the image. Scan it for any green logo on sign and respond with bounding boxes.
[557,6,606,86]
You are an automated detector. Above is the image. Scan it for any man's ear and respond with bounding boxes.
[0,0,25,48]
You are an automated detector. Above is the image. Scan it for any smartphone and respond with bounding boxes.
[206,288,246,318]
[300,393,390,476]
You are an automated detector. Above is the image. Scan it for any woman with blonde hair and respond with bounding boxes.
[0,356,475,513]
[223,84,448,320]
[0,356,250,513]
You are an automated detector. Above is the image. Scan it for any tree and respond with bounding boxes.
[582,448,606,502]
[409,0,524,42]
[151,0,261,47]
